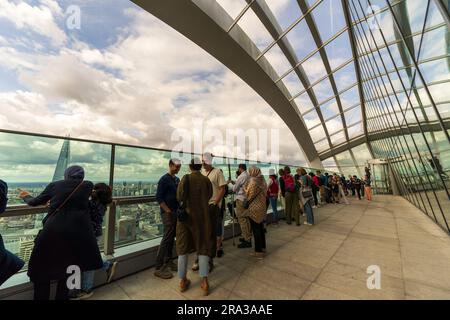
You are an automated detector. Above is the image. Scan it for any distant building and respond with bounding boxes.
[52,139,71,182]
[18,240,35,263]
[117,217,136,242]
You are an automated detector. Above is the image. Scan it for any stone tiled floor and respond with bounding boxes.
[92,195,450,300]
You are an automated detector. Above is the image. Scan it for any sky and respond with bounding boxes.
[0,0,446,183]
[0,0,309,182]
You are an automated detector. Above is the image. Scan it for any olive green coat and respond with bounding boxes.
[176,171,213,256]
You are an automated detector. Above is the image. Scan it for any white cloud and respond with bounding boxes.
[0,0,66,46]
[0,1,308,166]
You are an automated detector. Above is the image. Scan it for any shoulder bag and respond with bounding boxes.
[177,175,190,222]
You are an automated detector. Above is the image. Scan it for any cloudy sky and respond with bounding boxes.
[0,0,316,183]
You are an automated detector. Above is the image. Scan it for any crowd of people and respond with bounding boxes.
[0,155,373,300]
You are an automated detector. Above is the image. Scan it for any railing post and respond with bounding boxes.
[104,201,116,256]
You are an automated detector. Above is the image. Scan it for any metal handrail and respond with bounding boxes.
[1,196,159,219]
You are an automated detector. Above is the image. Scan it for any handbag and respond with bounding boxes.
[301,176,313,200]
[177,175,190,222]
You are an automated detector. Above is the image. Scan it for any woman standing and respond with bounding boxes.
[299,169,315,226]
[244,166,268,258]
[176,158,213,296]
[267,169,279,226]
[19,166,103,300]
[309,172,319,208]
[364,175,373,201]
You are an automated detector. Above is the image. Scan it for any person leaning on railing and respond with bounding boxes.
[0,179,25,287]
[18,166,103,300]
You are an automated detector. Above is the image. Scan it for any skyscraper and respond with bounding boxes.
[35,138,71,229]
[52,139,71,182]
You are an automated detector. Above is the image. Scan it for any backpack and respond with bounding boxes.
[283,175,296,193]
[267,177,279,197]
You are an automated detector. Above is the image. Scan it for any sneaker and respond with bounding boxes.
[68,289,81,300]
[250,252,265,259]
[79,290,94,300]
[106,261,118,283]
[192,262,199,272]
[217,248,224,258]
[154,265,173,279]
[70,290,94,300]
[237,240,252,249]
[167,260,178,272]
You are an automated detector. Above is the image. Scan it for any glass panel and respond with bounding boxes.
[238,8,275,51]
[281,70,305,96]
[0,132,111,206]
[113,147,176,197]
[216,0,248,20]
[333,61,358,92]
[283,12,318,64]
[330,130,346,146]
[301,51,328,84]
[114,202,163,248]
[264,43,293,76]
[344,106,362,126]
[320,98,340,119]
[325,116,343,134]
[294,91,315,114]
[325,30,353,71]
[309,123,327,142]
[264,0,303,32]
[308,0,346,43]
[339,85,360,110]
[303,109,321,129]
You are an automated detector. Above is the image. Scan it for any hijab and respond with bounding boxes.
[248,166,267,192]
[64,165,85,181]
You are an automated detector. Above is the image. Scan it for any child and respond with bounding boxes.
[70,183,117,300]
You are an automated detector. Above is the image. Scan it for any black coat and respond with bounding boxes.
[24,179,103,282]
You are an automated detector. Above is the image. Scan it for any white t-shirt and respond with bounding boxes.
[202,168,227,206]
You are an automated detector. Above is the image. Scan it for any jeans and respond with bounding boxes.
[249,219,266,253]
[155,212,177,268]
[269,197,278,223]
[304,201,314,225]
[178,255,209,278]
[82,260,112,292]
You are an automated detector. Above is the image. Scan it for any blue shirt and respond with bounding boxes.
[156,173,180,214]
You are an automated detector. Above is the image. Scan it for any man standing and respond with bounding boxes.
[154,159,181,279]
[230,164,252,248]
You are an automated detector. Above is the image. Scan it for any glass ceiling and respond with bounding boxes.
[215,0,365,154]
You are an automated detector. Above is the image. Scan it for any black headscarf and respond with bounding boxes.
[64,166,85,181]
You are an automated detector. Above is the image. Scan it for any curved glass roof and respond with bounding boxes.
[214,0,365,155]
